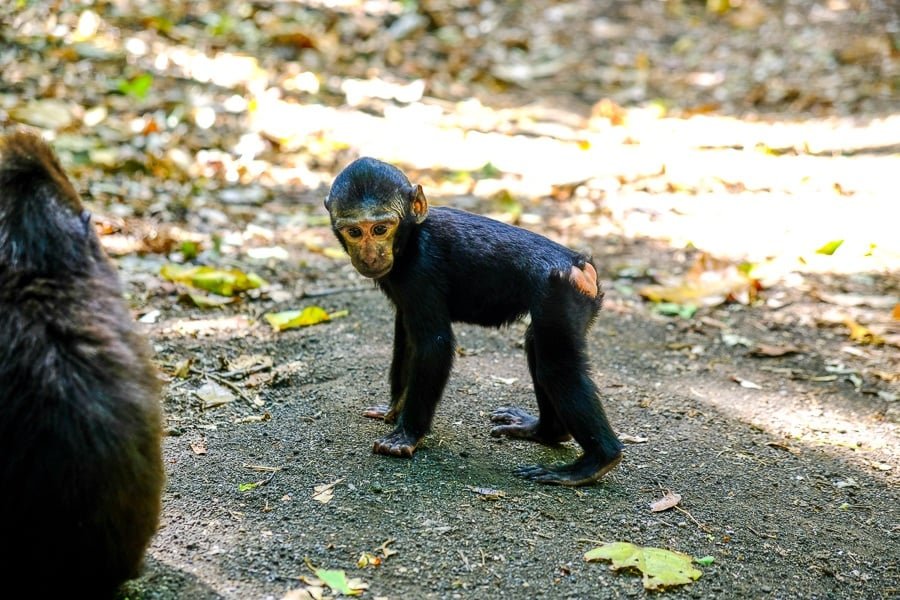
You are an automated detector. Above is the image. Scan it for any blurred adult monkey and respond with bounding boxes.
[326,157,623,486]
[0,130,164,596]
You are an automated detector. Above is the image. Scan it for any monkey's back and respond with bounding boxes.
[0,268,164,595]
[0,131,163,596]
[410,207,591,327]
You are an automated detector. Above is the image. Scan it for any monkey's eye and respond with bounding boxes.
[346,227,363,239]
[372,224,389,236]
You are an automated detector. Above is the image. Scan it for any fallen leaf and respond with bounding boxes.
[722,333,754,347]
[378,539,398,559]
[843,319,885,346]
[138,309,161,324]
[264,306,346,331]
[816,239,844,255]
[694,556,715,567]
[172,358,193,379]
[314,569,367,596]
[467,486,506,500]
[185,292,238,309]
[814,292,898,309]
[190,439,208,455]
[834,478,859,489]
[161,264,266,296]
[730,375,762,389]
[585,542,702,590]
[750,344,801,357]
[618,433,649,444]
[653,302,698,319]
[227,354,274,374]
[10,99,76,129]
[490,376,518,385]
[640,253,759,308]
[195,381,235,409]
[239,481,260,492]
[765,441,794,453]
[357,552,382,568]
[312,478,345,504]
[893,304,900,321]
[116,72,154,99]
[281,588,317,600]
[649,491,682,513]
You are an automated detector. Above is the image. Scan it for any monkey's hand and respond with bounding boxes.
[363,404,398,423]
[373,428,420,458]
[489,407,572,444]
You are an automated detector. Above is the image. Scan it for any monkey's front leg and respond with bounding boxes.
[372,330,454,458]
[363,312,408,423]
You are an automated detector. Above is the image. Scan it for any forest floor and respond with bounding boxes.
[2,0,899,599]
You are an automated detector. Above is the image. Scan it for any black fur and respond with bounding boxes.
[327,157,623,485]
[0,130,164,595]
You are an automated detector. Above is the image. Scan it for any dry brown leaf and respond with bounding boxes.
[618,433,649,444]
[640,253,759,307]
[649,490,682,512]
[190,439,207,455]
[378,538,398,558]
[281,587,322,600]
[844,319,885,346]
[750,344,801,357]
[312,478,345,504]
[730,375,762,389]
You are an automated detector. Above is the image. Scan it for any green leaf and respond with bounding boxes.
[181,241,200,261]
[161,264,266,296]
[264,306,346,331]
[186,293,236,309]
[478,161,501,178]
[695,555,715,566]
[816,239,844,255]
[655,302,698,319]
[116,73,154,100]
[585,542,702,590]
[315,569,365,596]
[238,482,259,492]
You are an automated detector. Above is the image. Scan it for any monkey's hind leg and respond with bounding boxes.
[506,265,622,486]
[490,326,572,444]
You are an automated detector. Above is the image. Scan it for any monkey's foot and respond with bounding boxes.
[514,452,622,486]
[489,406,571,444]
[372,429,420,458]
[363,404,398,423]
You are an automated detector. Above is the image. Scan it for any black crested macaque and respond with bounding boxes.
[0,130,164,596]
[325,157,623,486]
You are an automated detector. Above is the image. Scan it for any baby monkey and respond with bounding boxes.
[326,157,623,486]
[0,130,164,596]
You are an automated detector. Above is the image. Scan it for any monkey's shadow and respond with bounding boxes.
[117,558,222,600]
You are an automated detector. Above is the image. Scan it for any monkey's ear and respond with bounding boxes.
[411,184,428,224]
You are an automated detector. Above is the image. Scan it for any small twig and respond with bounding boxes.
[219,363,272,379]
[458,549,472,572]
[747,525,777,539]
[673,505,712,533]
[243,464,282,472]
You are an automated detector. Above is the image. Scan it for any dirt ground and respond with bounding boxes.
[2,0,897,598]
[117,188,899,600]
